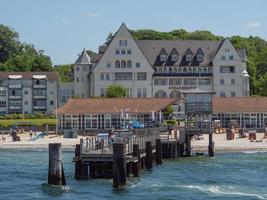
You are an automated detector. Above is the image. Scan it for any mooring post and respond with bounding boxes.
[48,143,66,185]
[89,162,96,178]
[145,141,153,169]
[185,135,191,157]
[132,144,140,177]
[155,139,162,165]
[176,141,180,158]
[113,143,126,188]
[208,134,215,157]
[180,142,184,157]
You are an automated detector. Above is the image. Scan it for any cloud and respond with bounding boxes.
[246,22,262,27]
[87,12,99,18]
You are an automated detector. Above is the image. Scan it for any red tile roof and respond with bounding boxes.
[213,97,267,113]
[56,98,177,115]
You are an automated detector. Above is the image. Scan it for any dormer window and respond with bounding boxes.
[171,54,178,62]
[186,55,192,62]
[160,54,167,62]
[197,54,203,62]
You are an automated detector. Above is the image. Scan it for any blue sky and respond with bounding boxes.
[1,0,266,65]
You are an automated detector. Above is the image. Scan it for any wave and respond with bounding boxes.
[179,185,266,200]
[41,183,71,195]
[242,150,267,154]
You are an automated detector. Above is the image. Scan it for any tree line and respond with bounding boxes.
[0,24,266,96]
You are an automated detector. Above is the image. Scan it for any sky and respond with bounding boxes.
[1,0,267,65]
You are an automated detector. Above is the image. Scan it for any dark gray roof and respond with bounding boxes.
[0,72,59,81]
[75,49,91,65]
[136,40,222,67]
[237,48,247,62]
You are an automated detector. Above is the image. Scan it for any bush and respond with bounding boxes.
[164,120,177,125]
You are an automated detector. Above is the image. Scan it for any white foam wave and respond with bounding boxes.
[242,150,267,154]
[179,185,266,200]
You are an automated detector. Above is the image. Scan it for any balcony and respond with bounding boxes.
[9,106,22,110]
[185,121,212,134]
[153,73,212,77]
[33,105,46,110]
[9,84,22,89]
[33,95,46,99]
[9,95,22,99]
[33,84,46,89]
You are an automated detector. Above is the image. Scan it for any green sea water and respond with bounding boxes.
[0,149,266,200]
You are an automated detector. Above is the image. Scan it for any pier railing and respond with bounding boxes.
[80,128,160,155]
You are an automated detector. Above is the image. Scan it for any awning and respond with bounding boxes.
[8,75,22,79]
[32,75,47,79]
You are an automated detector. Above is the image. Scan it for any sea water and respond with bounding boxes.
[0,149,266,200]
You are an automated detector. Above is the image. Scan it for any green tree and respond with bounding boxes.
[106,84,127,98]
[55,64,73,82]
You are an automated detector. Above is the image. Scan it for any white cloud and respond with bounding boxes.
[246,22,262,27]
[87,12,99,18]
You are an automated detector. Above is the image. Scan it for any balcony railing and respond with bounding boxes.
[33,84,46,89]
[33,105,46,110]
[185,102,212,113]
[9,84,22,89]
[9,106,22,110]
[33,95,46,99]
[153,73,212,77]
[9,95,22,99]
[185,121,212,134]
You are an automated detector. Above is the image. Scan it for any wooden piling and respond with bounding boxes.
[113,143,126,188]
[185,135,191,157]
[145,141,153,169]
[132,144,140,177]
[48,143,66,185]
[155,139,162,165]
[208,134,215,157]
[89,162,96,178]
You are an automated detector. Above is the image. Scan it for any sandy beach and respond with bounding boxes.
[1,132,267,153]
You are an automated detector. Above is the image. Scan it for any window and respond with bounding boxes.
[106,62,111,68]
[198,78,211,85]
[24,90,28,95]
[24,101,28,105]
[115,60,120,68]
[169,79,182,86]
[231,78,235,85]
[220,66,235,73]
[154,78,167,86]
[143,88,147,98]
[115,49,120,55]
[184,78,197,85]
[137,88,142,98]
[76,67,79,71]
[106,73,110,81]
[229,55,234,60]
[136,62,140,68]
[220,91,226,97]
[171,55,178,62]
[76,77,79,83]
[121,49,126,55]
[0,80,3,87]
[114,73,132,81]
[137,72,147,81]
[197,54,203,62]
[100,88,105,97]
[121,60,126,68]
[100,73,105,81]
[104,114,111,129]
[50,90,54,94]
[225,48,230,52]
[0,90,6,96]
[160,55,166,62]
[221,56,225,60]
[119,40,127,46]
[0,101,6,107]
[220,79,225,85]
[186,54,192,62]
[127,49,131,55]
[231,91,236,97]
[127,60,132,68]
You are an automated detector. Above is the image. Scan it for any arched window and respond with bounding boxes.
[115,60,120,68]
[121,60,126,68]
[155,90,167,98]
[164,68,167,73]
[169,68,172,73]
[193,68,196,74]
[158,68,162,73]
[203,68,207,73]
[188,68,192,73]
[178,68,182,74]
[207,67,211,73]
[169,90,181,99]
[127,60,132,68]
[154,68,157,73]
[198,68,202,74]
[174,68,177,74]
[183,68,187,73]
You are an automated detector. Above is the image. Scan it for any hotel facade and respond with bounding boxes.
[69,23,250,102]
